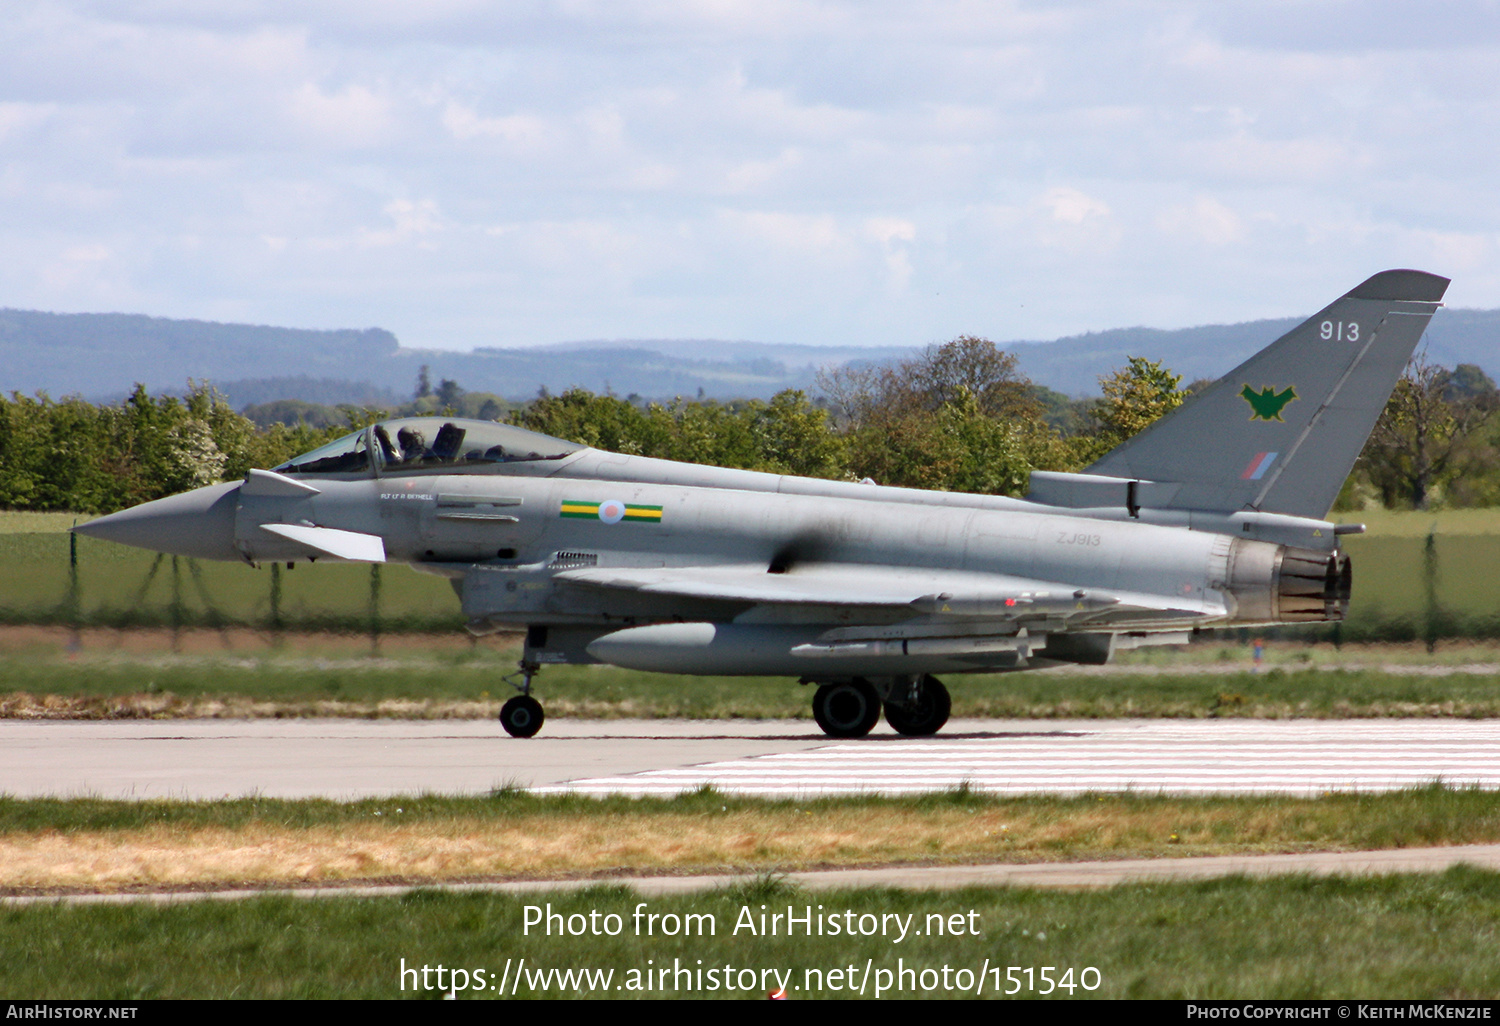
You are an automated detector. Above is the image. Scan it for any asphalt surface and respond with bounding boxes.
[0,718,833,799]
[6,717,1500,800]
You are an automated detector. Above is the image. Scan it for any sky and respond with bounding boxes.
[3,0,1500,352]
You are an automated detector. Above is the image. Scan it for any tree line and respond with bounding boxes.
[0,339,1495,514]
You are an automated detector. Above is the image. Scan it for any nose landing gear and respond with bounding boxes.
[499,660,545,738]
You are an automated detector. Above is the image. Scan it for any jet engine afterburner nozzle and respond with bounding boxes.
[1226,539,1351,623]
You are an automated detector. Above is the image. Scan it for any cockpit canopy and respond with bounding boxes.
[273,417,584,476]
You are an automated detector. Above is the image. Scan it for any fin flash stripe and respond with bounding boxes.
[1241,452,1279,481]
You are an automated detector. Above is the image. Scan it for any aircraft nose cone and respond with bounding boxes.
[72,482,241,561]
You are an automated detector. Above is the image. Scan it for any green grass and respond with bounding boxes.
[18,786,1500,893]
[7,645,1500,718]
[5,870,1500,998]
[1340,532,1500,619]
[0,649,807,718]
[7,784,1500,848]
[0,511,87,534]
[1339,507,1500,536]
[0,532,463,630]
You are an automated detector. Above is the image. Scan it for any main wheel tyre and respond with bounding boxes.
[883,675,951,737]
[812,679,882,738]
[500,695,545,738]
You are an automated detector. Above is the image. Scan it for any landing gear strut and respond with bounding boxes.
[499,660,545,738]
[883,674,951,737]
[811,678,883,738]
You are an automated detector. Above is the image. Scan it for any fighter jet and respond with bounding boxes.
[75,270,1448,738]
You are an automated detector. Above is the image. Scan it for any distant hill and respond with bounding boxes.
[3,305,1497,406]
[1009,308,1500,395]
[210,376,400,409]
[0,309,397,400]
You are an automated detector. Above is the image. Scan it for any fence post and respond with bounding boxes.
[1423,525,1440,654]
[269,562,284,644]
[67,525,81,654]
[170,554,183,653]
[369,563,382,656]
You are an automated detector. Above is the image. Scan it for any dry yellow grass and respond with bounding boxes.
[0,799,1470,893]
[0,692,502,720]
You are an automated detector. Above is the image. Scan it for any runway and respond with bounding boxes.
[5,718,1500,800]
[546,720,1500,797]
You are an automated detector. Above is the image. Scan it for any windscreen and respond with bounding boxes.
[273,429,371,475]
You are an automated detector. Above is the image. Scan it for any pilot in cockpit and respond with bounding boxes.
[396,427,426,464]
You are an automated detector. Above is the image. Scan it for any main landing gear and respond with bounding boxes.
[499,660,545,738]
[810,674,951,739]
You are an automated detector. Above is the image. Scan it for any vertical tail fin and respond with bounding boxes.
[1085,269,1449,518]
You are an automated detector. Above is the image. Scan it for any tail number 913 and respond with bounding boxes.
[1320,320,1360,341]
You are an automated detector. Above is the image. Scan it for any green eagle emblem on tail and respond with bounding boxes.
[1240,384,1298,422]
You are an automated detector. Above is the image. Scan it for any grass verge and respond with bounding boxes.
[6,870,1500,998]
[3,785,1500,893]
[8,651,1500,718]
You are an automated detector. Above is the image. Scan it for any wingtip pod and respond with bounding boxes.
[1346,269,1450,303]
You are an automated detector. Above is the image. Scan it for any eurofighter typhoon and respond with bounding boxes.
[75,271,1448,738]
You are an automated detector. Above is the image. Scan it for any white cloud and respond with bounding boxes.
[39,242,116,293]
[0,101,57,142]
[359,198,443,249]
[1184,132,1368,185]
[720,148,802,194]
[1042,187,1110,226]
[286,82,394,148]
[1158,196,1245,246]
[866,216,917,292]
[720,209,853,258]
[1416,230,1492,273]
[441,103,555,150]
[1,1,1499,350]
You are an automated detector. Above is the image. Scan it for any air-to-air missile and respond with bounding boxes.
[75,270,1449,738]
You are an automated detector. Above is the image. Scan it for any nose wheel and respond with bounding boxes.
[811,679,883,738]
[499,660,545,738]
[499,695,545,738]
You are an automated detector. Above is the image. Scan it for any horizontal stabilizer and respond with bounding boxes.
[258,523,386,562]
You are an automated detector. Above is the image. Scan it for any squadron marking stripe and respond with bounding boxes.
[560,499,664,523]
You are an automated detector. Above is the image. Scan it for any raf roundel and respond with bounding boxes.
[597,499,627,524]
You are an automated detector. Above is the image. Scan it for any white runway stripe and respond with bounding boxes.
[539,721,1500,797]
